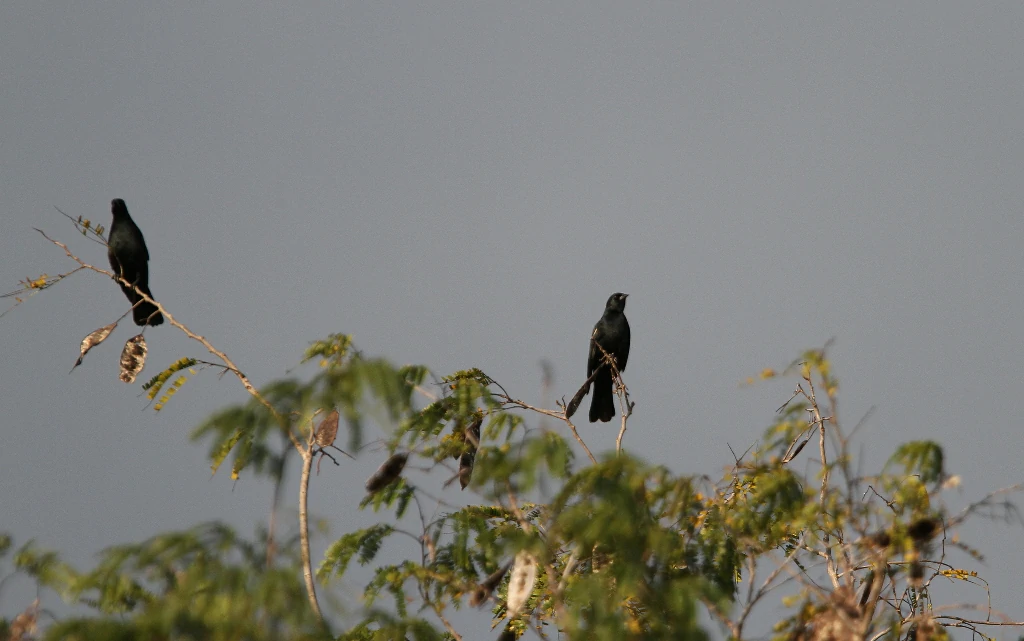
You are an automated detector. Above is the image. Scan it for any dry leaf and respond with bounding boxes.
[70,322,117,373]
[118,333,148,383]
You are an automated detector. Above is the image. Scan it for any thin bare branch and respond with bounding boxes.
[298,436,323,622]
[498,394,598,466]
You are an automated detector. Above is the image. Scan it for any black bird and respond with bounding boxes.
[587,293,630,422]
[107,199,163,326]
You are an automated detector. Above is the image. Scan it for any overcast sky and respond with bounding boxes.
[2,2,1023,637]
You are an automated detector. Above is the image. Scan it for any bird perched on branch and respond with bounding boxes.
[107,199,163,326]
[587,293,630,422]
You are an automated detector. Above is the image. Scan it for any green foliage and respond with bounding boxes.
[317,525,396,583]
[14,523,328,641]
[888,440,945,486]
[359,479,415,517]
[337,612,445,641]
[303,333,353,369]
[141,357,198,411]
[192,338,423,478]
[8,326,1016,641]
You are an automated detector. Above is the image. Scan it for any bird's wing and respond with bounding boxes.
[587,323,605,376]
[131,223,151,261]
[107,250,121,276]
[618,318,630,372]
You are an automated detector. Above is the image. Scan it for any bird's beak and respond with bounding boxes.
[623,294,629,299]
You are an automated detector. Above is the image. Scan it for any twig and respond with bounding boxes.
[733,534,807,636]
[1,265,88,319]
[416,497,464,641]
[565,416,597,465]
[946,483,1024,528]
[506,482,535,535]
[800,372,839,590]
[498,394,598,466]
[615,412,628,454]
[433,606,464,641]
[53,206,108,246]
[701,596,739,639]
[590,336,631,454]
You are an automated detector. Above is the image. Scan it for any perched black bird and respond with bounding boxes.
[107,199,163,326]
[587,293,630,422]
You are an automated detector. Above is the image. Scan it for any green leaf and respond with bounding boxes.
[318,525,395,583]
[889,441,945,485]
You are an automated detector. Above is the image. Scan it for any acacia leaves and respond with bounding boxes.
[317,525,396,583]
[888,440,945,486]
[192,335,423,479]
[14,523,327,641]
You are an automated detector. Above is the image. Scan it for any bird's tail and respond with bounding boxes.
[130,285,164,326]
[589,375,616,423]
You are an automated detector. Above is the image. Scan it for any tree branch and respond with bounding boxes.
[34,228,303,454]
[298,436,323,622]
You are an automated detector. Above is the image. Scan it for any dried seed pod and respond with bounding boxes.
[469,560,512,607]
[505,551,537,619]
[458,451,476,490]
[782,435,810,464]
[70,322,117,373]
[459,414,482,490]
[118,333,148,383]
[864,530,891,550]
[7,598,39,641]
[365,452,409,494]
[908,559,925,588]
[907,517,940,545]
[314,409,340,448]
[464,414,482,448]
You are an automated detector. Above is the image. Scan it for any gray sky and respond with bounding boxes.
[3,2,1023,636]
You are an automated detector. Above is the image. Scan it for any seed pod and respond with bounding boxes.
[365,452,409,494]
[469,560,512,607]
[70,322,117,373]
[907,517,940,545]
[458,452,476,490]
[7,598,39,641]
[459,415,482,490]
[118,333,148,384]
[314,409,340,448]
[505,551,537,619]
[908,559,925,588]
[864,530,891,550]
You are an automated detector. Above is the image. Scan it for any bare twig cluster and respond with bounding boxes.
[711,349,1024,641]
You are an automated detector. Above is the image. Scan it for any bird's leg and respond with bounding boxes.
[314,447,340,474]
